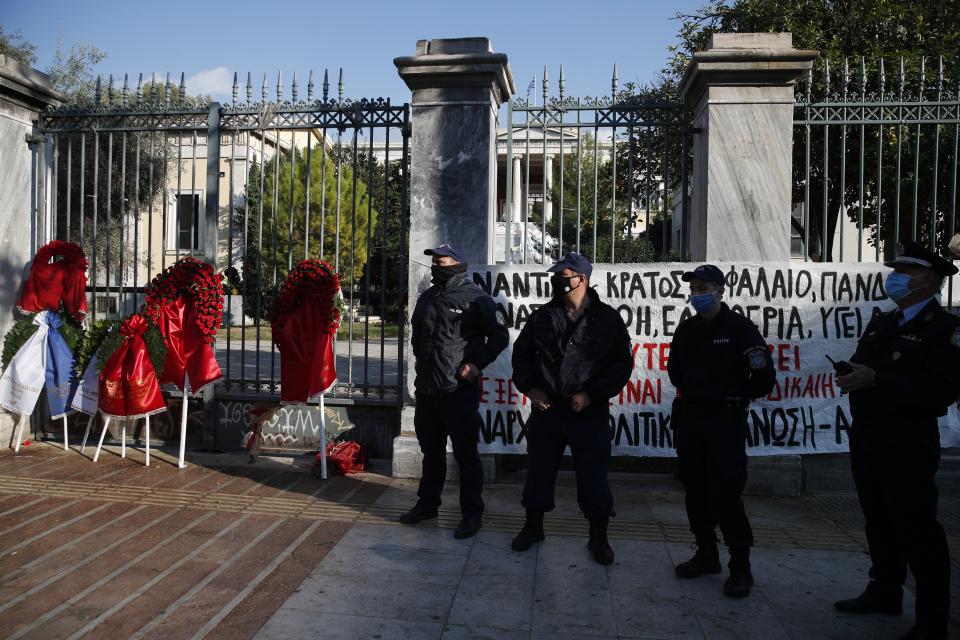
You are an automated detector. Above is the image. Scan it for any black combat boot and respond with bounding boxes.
[675,535,722,578]
[723,546,754,598]
[399,502,439,524]
[587,517,615,565]
[834,581,903,615]
[511,509,545,551]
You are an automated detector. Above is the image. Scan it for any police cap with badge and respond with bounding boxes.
[884,240,958,277]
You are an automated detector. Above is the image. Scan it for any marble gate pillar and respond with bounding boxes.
[679,33,817,261]
[391,38,515,477]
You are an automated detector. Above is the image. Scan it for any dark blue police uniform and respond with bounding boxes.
[668,301,776,550]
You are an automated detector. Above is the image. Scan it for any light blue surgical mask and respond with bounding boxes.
[884,272,915,302]
[690,291,718,314]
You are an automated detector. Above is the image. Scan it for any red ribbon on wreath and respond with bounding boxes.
[272,260,341,403]
[144,257,224,393]
[98,315,166,418]
[17,241,88,322]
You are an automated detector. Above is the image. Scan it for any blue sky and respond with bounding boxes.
[4,0,705,103]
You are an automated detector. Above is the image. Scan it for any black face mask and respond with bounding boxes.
[550,273,581,297]
[431,263,467,286]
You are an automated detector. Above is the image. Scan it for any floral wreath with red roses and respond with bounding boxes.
[143,257,224,344]
[271,260,343,337]
[34,240,88,276]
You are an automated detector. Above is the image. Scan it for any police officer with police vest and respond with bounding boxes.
[833,241,960,640]
[401,243,509,539]
[668,264,776,598]
[510,252,632,564]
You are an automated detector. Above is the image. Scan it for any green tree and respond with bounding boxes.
[240,143,379,320]
[0,23,37,65]
[547,134,677,263]
[46,36,106,104]
[639,0,960,260]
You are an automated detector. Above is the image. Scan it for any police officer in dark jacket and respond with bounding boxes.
[401,243,509,539]
[510,252,632,565]
[668,264,776,598]
[833,241,960,640]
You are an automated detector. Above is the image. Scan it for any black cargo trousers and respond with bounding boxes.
[675,399,753,548]
[413,386,485,517]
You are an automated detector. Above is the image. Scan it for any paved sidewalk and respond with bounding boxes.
[0,442,957,639]
[257,478,960,640]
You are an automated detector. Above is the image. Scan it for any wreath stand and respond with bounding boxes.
[91,413,159,466]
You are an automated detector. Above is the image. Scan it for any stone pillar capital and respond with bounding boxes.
[395,38,516,108]
[679,33,818,105]
[0,55,63,114]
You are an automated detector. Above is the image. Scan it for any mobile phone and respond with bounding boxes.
[825,355,854,375]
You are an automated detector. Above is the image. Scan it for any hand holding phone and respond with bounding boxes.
[825,355,854,375]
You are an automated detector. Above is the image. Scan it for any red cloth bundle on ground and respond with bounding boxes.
[319,440,367,476]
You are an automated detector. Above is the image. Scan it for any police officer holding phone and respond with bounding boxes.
[668,264,776,598]
[833,241,960,640]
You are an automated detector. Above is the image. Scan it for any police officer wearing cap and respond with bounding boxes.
[401,243,509,539]
[510,252,632,564]
[668,264,776,598]
[833,241,960,640]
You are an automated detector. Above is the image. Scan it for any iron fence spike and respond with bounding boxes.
[823,59,830,99]
[842,58,849,100]
[899,57,905,97]
[937,55,944,95]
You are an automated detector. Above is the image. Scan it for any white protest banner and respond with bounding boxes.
[469,262,960,457]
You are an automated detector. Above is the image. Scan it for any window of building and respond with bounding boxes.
[167,192,203,252]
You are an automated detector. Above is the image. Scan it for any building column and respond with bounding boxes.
[392,38,515,478]
[543,154,554,223]
[679,33,816,261]
[511,154,522,221]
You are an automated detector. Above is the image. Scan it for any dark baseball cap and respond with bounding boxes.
[883,240,958,277]
[424,243,466,263]
[681,264,725,286]
[547,252,593,278]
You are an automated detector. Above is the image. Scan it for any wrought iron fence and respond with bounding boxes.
[501,65,693,265]
[37,70,410,404]
[793,56,960,266]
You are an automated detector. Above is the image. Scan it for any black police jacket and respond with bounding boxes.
[411,272,509,397]
[667,302,776,405]
[849,299,960,424]
[512,287,632,407]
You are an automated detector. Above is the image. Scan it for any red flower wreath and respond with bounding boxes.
[17,240,89,323]
[144,257,224,344]
[271,260,342,337]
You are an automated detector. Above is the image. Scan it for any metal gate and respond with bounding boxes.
[500,66,692,265]
[36,71,410,406]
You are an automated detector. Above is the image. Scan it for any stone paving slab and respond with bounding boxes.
[2,443,959,640]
